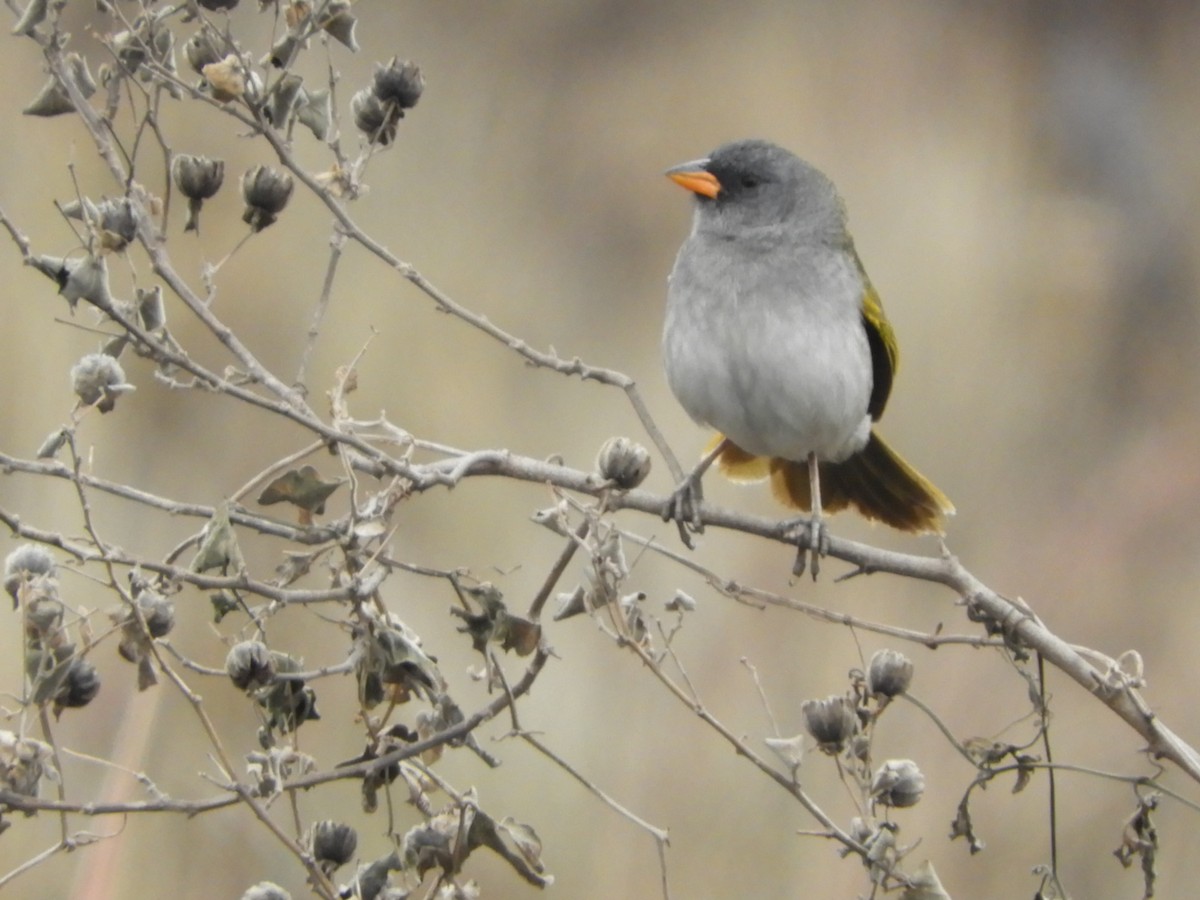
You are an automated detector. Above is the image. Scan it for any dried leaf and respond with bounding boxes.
[452,584,541,656]
[665,589,696,612]
[964,737,1013,766]
[191,501,244,574]
[355,621,442,709]
[273,550,318,586]
[258,465,342,523]
[764,734,805,771]
[902,860,953,900]
[1113,793,1158,898]
[35,428,68,460]
[1012,753,1038,794]
[949,795,985,854]
[501,615,541,656]
[353,519,387,540]
[346,849,404,898]
[255,653,320,735]
[497,817,544,871]
[466,806,552,887]
[12,0,49,36]
[318,0,359,51]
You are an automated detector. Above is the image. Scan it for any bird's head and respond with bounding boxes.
[666,139,846,239]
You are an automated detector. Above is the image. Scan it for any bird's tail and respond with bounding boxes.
[706,432,954,534]
[706,434,771,482]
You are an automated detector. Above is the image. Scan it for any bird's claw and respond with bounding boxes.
[785,515,828,580]
[663,476,705,549]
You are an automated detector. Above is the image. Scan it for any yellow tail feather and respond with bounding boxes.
[704,434,771,483]
[708,432,953,534]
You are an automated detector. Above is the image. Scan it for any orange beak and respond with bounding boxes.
[665,160,721,199]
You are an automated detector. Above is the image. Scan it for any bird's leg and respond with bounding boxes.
[792,451,827,579]
[662,439,728,549]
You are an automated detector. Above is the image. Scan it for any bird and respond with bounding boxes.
[661,139,953,574]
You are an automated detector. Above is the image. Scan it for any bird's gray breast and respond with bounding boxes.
[663,231,873,462]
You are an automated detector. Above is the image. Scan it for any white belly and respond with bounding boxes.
[663,238,873,463]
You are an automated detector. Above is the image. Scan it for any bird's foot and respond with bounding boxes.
[783,515,829,580]
[662,475,704,549]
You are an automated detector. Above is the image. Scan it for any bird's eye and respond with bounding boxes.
[740,175,761,189]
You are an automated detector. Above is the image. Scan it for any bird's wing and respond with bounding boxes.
[861,279,896,421]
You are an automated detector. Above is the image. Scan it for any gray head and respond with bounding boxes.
[666,139,847,239]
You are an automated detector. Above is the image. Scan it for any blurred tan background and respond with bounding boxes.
[2,0,1200,897]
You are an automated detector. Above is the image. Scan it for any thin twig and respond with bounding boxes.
[295,226,347,392]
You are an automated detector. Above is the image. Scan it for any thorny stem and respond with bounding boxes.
[5,432,1200,782]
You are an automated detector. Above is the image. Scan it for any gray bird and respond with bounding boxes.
[662,139,952,569]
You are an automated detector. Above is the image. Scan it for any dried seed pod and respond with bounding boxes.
[94,197,137,251]
[801,694,858,755]
[350,88,398,146]
[867,649,914,700]
[226,640,275,691]
[172,154,225,233]
[70,353,134,413]
[871,758,925,808]
[4,545,56,582]
[267,31,305,70]
[135,588,175,638]
[372,57,423,109]
[184,28,223,76]
[4,545,56,607]
[58,196,137,252]
[22,601,63,641]
[596,436,651,489]
[240,165,294,231]
[310,820,357,874]
[112,15,173,76]
[54,657,101,713]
